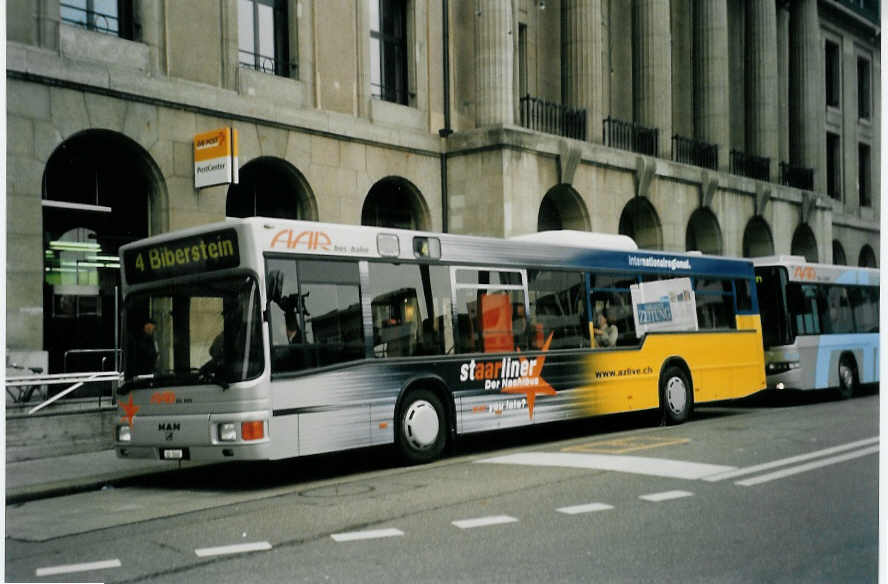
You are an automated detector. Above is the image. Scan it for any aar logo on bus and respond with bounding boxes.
[271,229,332,251]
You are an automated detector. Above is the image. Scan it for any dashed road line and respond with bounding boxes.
[702,437,879,482]
[477,452,734,479]
[639,490,694,502]
[452,515,519,529]
[735,445,879,486]
[36,559,122,577]
[195,542,273,557]
[556,502,614,515]
[331,528,404,542]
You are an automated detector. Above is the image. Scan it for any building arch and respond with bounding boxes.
[858,244,877,267]
[226,157,318,220]
[742,216,774,258]
[361,176,430,230]
[42,129,165,374]
[618,197,662,250]
[685,207,723,255]
[832,240,847,265]
[537,185,590,231]
[790,223,819,263]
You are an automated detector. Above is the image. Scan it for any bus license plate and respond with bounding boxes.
[162,448,184,460]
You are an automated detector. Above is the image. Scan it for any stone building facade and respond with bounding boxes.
[5,0,881,373]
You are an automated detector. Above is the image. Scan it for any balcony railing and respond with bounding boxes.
[730,150,770,181]
[779,162,814,191]
[836,0,879,25]
[603,117,658,156]
[239,51,293,78]
[672,135,718,170]
[60,2,121,36]
[519,96,587,140]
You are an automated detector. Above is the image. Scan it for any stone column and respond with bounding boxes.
[562,0,603,143]
[777,3,790,166]
[694,0,730,170]
[475,0,514,127]
[633,0,672,158]
[790,0,826,193]
[746,0,779,180]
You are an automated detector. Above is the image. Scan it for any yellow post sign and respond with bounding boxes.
[193,127,239,188]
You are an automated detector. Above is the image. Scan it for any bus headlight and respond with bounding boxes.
[117,425,132,442]
[766,361,800,374]
[219,423,238,442]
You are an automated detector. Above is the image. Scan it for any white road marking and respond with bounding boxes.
[478,452,735,479]
[639,490,694,502]
[331,528,404,542]
[194,541,272,557]
[702,437,879,482]
[452,515,519,529]
[36,558,122,577]
[736,445,879,487]
[556,502,615,515]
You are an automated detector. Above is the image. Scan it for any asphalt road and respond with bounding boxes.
[5,389,879,583]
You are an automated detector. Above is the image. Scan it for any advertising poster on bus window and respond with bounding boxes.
[630,277,698,335]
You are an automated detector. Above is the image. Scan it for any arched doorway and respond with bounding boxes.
[685,208,723,255]
[742,216,774,257]
[226,157,317,220]
[618,198,662,249]
[42,130,163,374]
[832,240,847,265]
[858,244,877,267]
[361,177,430,230]
[537,185,590,231]
[790,223,818,262]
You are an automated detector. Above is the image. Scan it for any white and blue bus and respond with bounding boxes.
[753,256,879,397]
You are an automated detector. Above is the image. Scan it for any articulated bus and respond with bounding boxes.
[753,256,879,397]
[115,218,766,464]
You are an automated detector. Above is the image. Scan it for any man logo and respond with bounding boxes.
[270,229,332,251]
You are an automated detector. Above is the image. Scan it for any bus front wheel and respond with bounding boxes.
[396,389,447,464]
[660,366,692,425]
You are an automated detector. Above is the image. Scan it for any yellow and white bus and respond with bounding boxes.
[115,218,766,464]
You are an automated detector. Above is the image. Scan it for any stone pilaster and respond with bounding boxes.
[790,0,826,194]
[746,0,779,181]
[475,0,514,127]
[562,0,603,143]
[694,0,730,171]
[633,0,672,158]
[777,2,790,168]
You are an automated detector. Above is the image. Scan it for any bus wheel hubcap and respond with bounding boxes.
[404,400,439,450]
[666,377,687,415]
[840,365,853,388]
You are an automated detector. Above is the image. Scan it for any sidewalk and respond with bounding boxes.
[6,449,203,503]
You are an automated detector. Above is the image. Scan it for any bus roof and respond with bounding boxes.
[752,256,880,286]
[119,217,758,289]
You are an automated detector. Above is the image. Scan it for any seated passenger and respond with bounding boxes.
[593,312,618,348]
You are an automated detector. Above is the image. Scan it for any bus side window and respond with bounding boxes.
[527,270,588,349]
[589,272,636,346]
[824,285,853,334]
[367,262,451,358]
[849,286,879,333]
[694,278,735,329]
[453,269,527,354]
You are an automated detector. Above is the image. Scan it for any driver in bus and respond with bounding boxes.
[128,318,158,375]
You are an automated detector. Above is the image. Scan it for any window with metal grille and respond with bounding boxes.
[238,0,291,77]
[60,0,133,39]
[370,0,408,105]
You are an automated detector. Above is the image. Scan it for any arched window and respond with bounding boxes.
[43,130,161,374]
[538,185,590,231]
[832,240,847,265]
[226,157,317,220]
[362,176,430,230]
[858,244,877,267]
[790,223,819,263]
[619,198,662,250]
[742,216,774,258]
[686,208,723,255]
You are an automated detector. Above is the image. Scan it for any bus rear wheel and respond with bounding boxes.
[836,357,858,400]
[660,366,692,425]
[396,389,447,464]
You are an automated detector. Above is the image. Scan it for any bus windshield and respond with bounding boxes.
[121,274,263,389]
[755,266,793,348]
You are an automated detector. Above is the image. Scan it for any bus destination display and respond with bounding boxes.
[123,229,240,284]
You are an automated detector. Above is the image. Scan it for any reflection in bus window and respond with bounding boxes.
[527,270,588,349]
[849,286,879,333]
[693,278,735,329]
[787,283,823,335]
[589,272,636,346]
[825,286,853,334]
[367,262,453,357]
